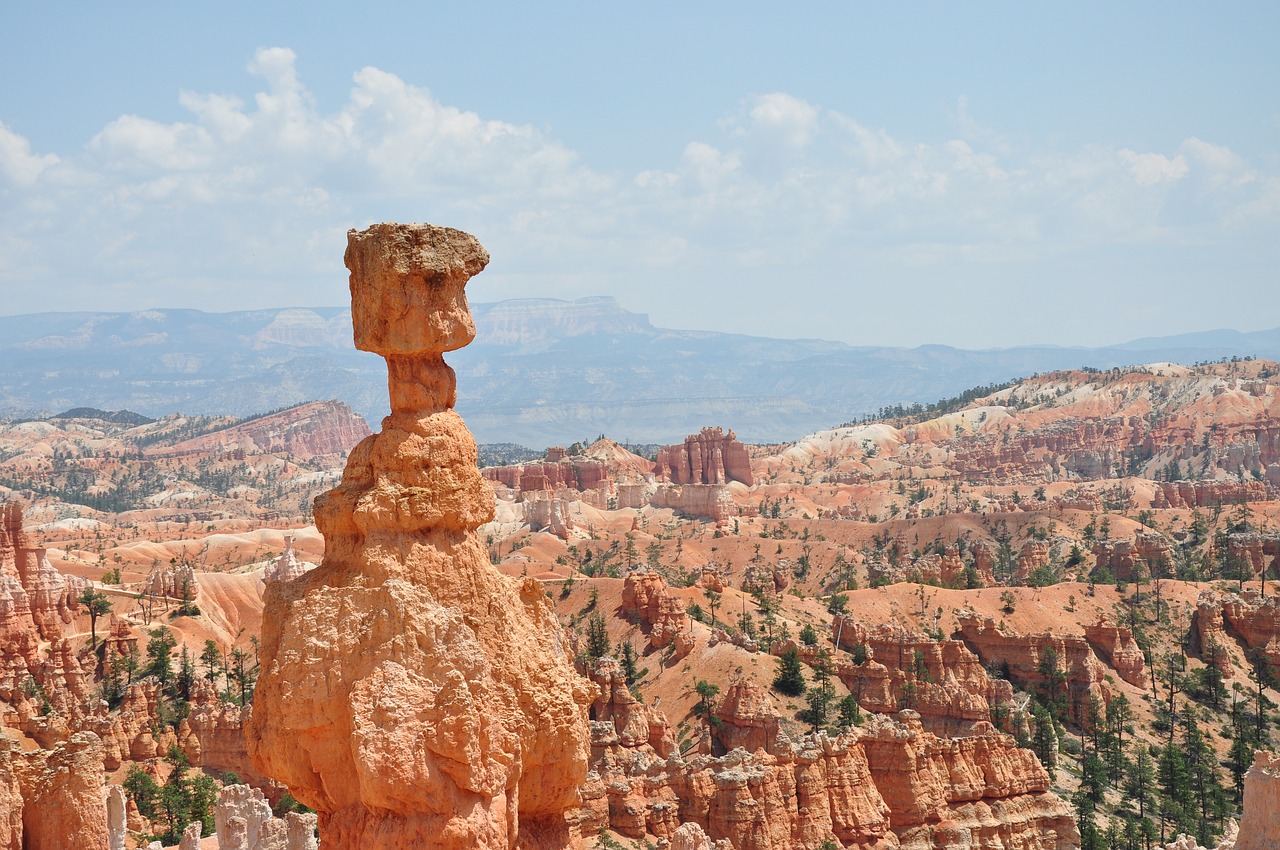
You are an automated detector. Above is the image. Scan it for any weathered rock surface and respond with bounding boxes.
[145,561,199,601]
[580,706,1076,850]
[1196,589,1280,672]
[0,503,74,641]
[956,613,1112,724]
[160,399,372,460]
[652,484,733,525]
[832,620,1013,733]
[1236,749,1280,850]
[713,680,779,756]
[1153,479,1268,509]
[1082,619,1147,686]
[526,494,575,539]
[249,223,592,849]
[15,732,109,850]
[621,572,692,655]
[656,427,754,487]
[261,538,315,585]
[0,741,22,850]
[1091,531,1175,582]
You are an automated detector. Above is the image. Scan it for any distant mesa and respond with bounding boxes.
[49,408,155,426]
[4,302,1280,445]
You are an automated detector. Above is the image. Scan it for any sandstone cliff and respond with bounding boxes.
[1236,749,1280,850]
[956,613,1113,724]
[248,223,592,849]
[656,428,754,487]
[580,704,1076,850]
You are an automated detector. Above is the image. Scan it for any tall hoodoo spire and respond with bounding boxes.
[249,223,592,850]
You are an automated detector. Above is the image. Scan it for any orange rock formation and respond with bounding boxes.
[656,427,754,487]
[249,223,592,849]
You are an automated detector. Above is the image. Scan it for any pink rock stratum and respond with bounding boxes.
[248,223,592,850]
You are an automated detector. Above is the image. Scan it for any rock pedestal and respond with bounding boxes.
[248,223,591,850]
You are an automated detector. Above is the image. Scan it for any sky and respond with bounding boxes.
[1,2,1277,349]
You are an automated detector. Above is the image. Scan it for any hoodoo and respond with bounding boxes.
[248,223,592,849]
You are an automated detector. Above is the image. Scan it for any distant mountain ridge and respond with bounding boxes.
[2,298,1278,446]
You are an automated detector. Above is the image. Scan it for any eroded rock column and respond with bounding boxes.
[248,223,592,850]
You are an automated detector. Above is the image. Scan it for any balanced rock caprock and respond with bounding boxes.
[249,223,592,850]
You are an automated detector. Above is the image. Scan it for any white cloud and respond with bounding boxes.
[0,121,59,185]
[0,47,1275,348]
[746,93,821,149]
[1119,149,1188,186]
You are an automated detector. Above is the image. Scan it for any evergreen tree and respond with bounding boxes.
[585,612,611,661]
[1180,706,1229,845]
[1103,693,1132,786]
[1036,647,1068,722]
[1157,741,1194,843]
[619,641,642,688]
[692,680,721,750]
[1124,746,1157,825]
[837,693,861,729]
[146,627,177,685]
[772,645,807,697]
[78,588,112,649]
[803,649,835,730]
[200,640,221,684]
[1030,701,1058,773]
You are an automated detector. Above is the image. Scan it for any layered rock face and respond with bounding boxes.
[261,538,315,585]
[956,614,1112,724]
[1092,531,1175,581]
[483,459,611,495]
[1236,750,1280,850]
[1224,532,1280,579]
[1082,620,1146,686]
[833,620,1012,733]
[15,732,109,850]
[656,427,754,487]
[1196,589,1280,671]
[0,741,21,850]
[621,572,693,655]
[0,502,74,641]
[579,705,1076,850]
[1153,480,1268,509]
[248,223,592,849]
[159,399,372,460]
[652,484,734,525]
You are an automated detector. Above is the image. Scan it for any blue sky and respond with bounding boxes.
[1,2,1277,348]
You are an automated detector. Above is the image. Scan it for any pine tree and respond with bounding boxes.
[692,680,721,751]
[1180,706,1229,845]
[78,588,112,649]
[837,693,861,729]
[1030,701,1058,773]
[1103,693,1132,786]
[200,640,221,684]
[1124,746,1157,824]
[1157,741,1194,843]
[803,649,835,730]
[619,641,641,687]
[772,645,807,697]
[585,612,611,661]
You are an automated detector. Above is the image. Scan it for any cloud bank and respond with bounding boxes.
[1,48,1275,347]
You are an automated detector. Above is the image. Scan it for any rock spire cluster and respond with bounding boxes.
[248,223,592,849]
